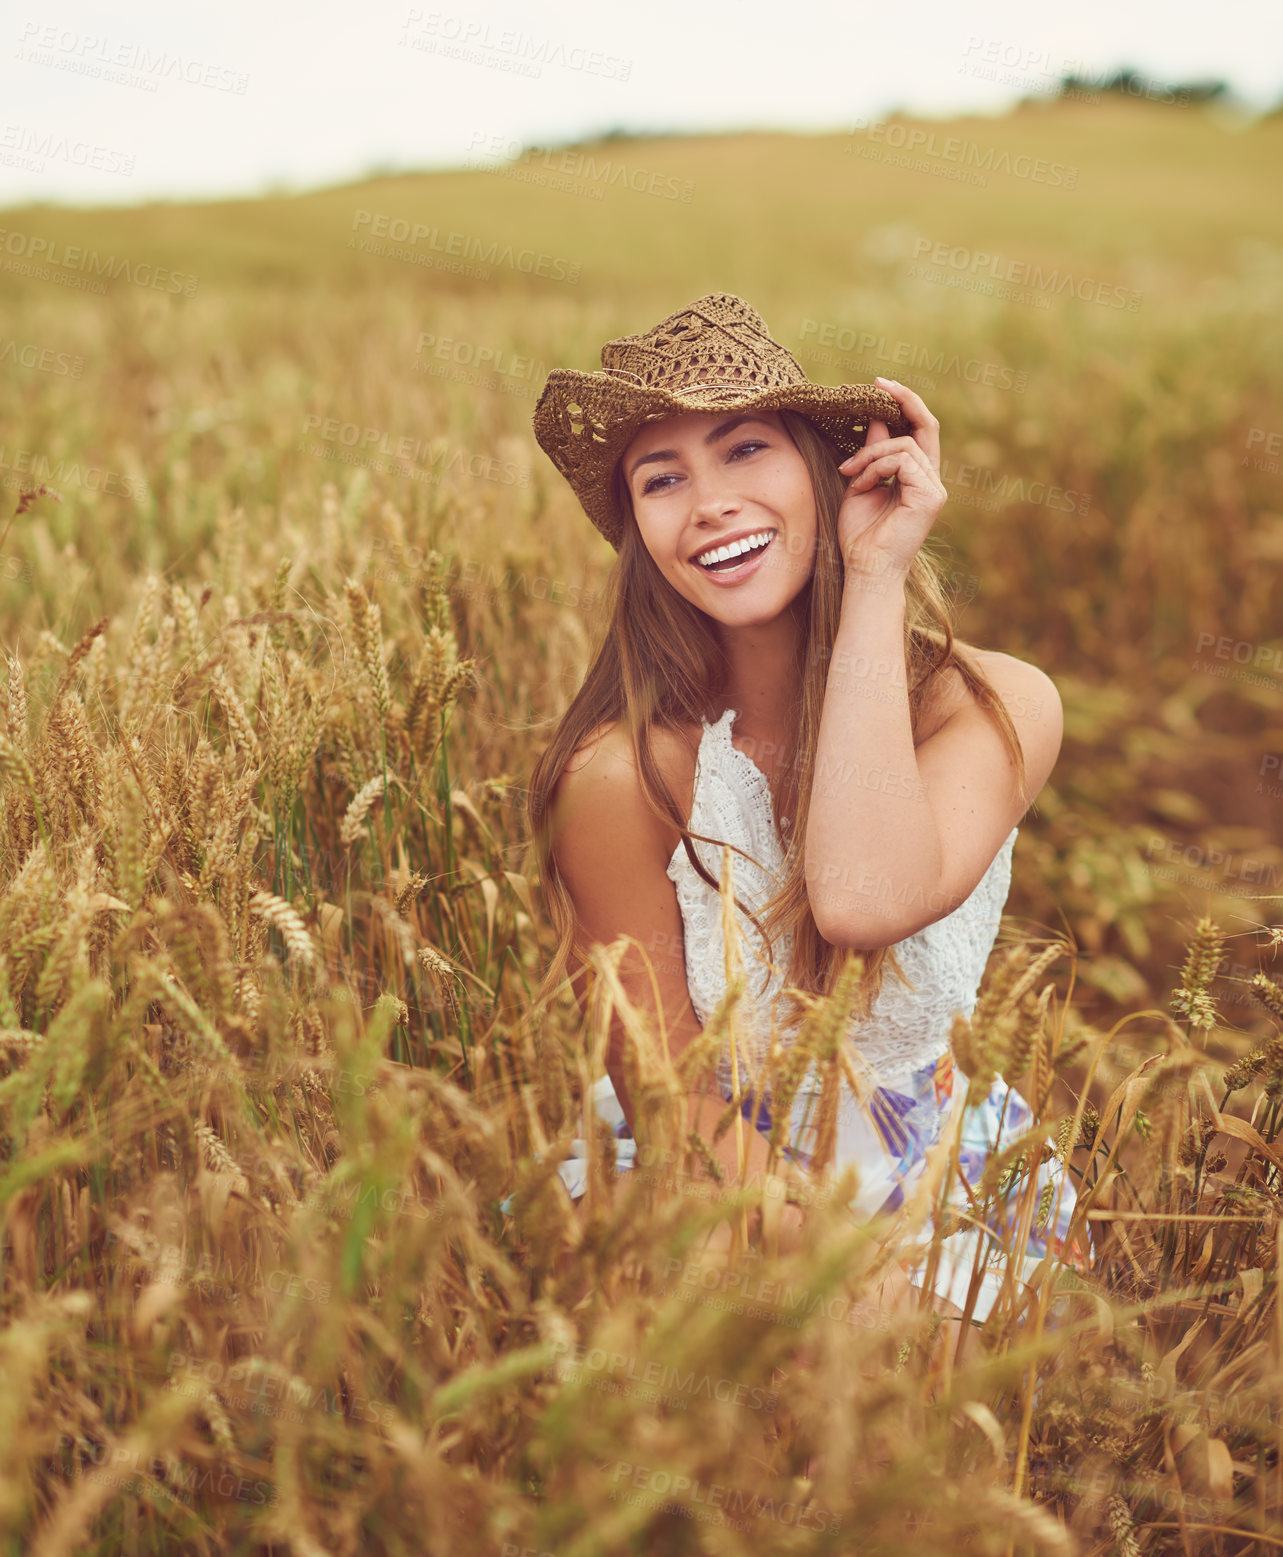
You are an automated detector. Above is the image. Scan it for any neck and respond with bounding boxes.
[713,597,806,770]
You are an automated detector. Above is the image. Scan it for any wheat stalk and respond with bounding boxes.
[249,891,318,975]
[340,776,386,848]
[209,664,260,760]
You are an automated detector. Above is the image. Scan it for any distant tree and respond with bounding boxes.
[1057,67,1232,107]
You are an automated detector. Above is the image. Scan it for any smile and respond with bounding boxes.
[690,528,777,580]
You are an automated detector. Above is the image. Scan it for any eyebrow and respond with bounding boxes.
[626,414,775,486]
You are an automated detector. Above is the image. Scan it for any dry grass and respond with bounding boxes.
[1,99,1282,1554]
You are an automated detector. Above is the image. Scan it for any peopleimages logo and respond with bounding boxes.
[1243,426,1281,475]
[349,210,580,284]
[0,226,197,294]
[846,118,1078,189]
[797,321,1027,393]
[0,336,84,377]
[0,444,148,501]
[910,237,1141,311]
[607,1461,840,1535]
[465,133,695,203]
[936,454,1091,515]
[15,22,249,93]
[400,10,631,81]
[300,415,532,489]
[0,122,135,176]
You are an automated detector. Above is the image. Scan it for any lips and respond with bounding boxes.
[688,528,778,585]
[689,528,777,572]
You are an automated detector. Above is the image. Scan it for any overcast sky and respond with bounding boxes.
[1,0,1279,208]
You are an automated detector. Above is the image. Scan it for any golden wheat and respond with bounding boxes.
[0,106,1280,1555]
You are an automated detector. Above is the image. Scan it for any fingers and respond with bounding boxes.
[842,432,934,471]
[873,376,942,470]
[840,435,935,485]
[843,447,939,494]
[844,418,900,487]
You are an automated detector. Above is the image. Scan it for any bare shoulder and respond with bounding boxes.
[922,642,1063,783]
[562,716,698,786]
[550,717,699,888]
[965,644,1061,729]
[558,717,699,817]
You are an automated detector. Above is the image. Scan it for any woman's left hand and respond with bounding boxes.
[836,377,948,586]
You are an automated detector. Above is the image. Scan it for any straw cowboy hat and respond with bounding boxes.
[531,291,912,549]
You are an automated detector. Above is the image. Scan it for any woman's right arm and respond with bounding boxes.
[549,729,806,1212]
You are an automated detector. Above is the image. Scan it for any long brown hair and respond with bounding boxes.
[525,408,1028,1030]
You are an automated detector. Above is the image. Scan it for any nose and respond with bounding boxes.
[688,461,742,525]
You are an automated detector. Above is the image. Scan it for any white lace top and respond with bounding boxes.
[664,707,1018,1095]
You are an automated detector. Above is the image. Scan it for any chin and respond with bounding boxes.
[701,595,798,627]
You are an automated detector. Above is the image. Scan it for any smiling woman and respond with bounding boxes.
[620,411,818,611]
[524,292,1078,1321]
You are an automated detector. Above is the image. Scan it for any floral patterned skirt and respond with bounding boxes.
[553,1050,1083,1323]
[758,1050,1084,1320]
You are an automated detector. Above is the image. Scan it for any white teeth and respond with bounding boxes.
[695,530,773,568]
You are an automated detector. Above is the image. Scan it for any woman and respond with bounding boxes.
[524,293,1076,1320]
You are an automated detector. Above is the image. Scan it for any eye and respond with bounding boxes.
[637,438,770,496]
[640,470,679,496]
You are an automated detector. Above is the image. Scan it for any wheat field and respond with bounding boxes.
[1,95,1283,1555]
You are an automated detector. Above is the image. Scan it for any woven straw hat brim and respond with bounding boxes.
[532,371,912,550]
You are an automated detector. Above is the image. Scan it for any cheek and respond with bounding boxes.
[776,473,818,538]
[771,477,820,572]
[766,461,818,522]
[634,509,683,570]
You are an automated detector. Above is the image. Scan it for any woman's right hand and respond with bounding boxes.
[760,1192,810,1257]
[690,1173,809,1260]
[835,380,947,583]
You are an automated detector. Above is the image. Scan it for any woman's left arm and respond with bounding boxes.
[804,378,1063,950]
